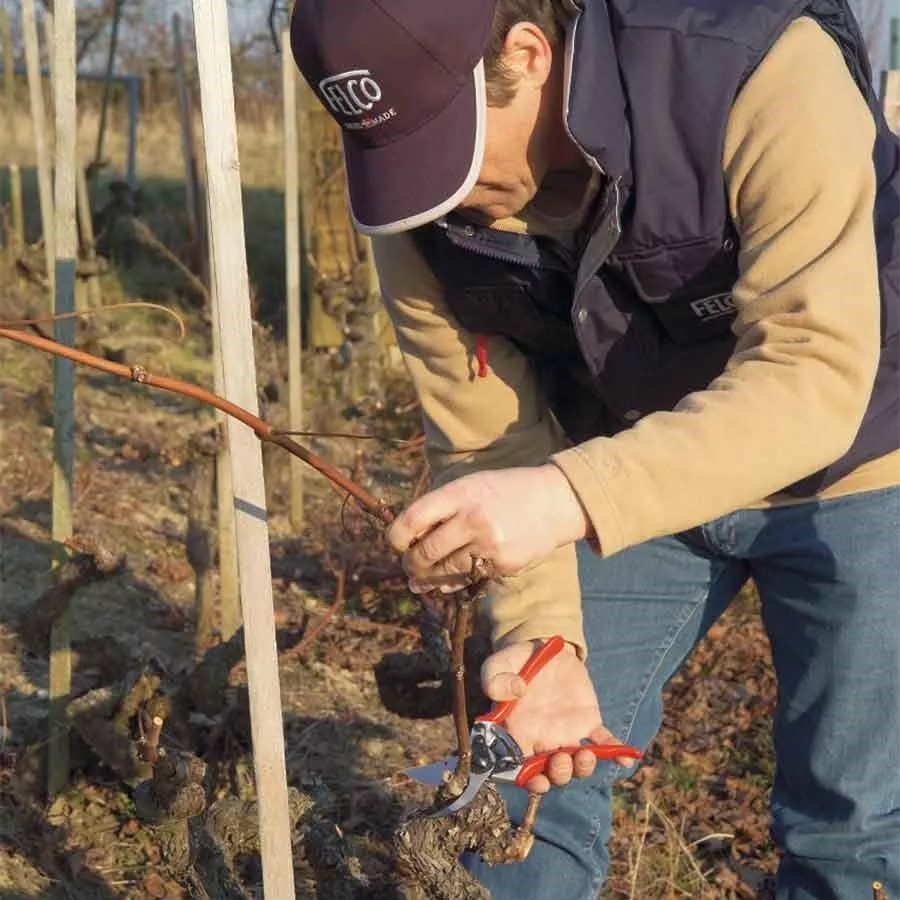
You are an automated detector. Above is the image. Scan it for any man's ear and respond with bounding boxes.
[502,20,555,89]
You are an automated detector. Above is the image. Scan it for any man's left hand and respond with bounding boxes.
[388,464,590,593]
[480,640,635,793]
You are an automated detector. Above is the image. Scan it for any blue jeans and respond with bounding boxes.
[467,487,900,899]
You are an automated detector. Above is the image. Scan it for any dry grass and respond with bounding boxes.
[6,90,364,346]
[7,101,285,190]
[595,793,728,900]
[623,799,724,899]
[4,99,294,322]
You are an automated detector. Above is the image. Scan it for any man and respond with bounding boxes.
[291,0,900,896]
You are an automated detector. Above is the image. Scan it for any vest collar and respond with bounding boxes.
[563,0,632,186]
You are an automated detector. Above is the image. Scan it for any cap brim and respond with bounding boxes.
[343,61,486,236]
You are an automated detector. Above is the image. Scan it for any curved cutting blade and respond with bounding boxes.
[406,759,495,817]
[405,756,458,787]
[426,771,492,818]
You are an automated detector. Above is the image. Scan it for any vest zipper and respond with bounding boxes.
[575,178,622,295]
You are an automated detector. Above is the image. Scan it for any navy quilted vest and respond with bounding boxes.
[412,0,900,496]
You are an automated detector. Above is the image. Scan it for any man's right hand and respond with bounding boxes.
[482,641,637,794]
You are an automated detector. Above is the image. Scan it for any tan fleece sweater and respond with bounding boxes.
[373,17,900,655]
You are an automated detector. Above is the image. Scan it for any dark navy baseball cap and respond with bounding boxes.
[290,0,497,235]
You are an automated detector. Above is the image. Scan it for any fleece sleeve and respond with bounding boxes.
[552,17,881,556]
[372,232,587,653]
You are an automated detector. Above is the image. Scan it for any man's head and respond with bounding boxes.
[290,0,577,234]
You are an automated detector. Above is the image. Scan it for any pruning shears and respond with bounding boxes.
[406,635,643,817]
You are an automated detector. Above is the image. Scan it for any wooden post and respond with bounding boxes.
[44,13,101,312]
[213,401,242,643]
[191,4,296,898]
[125,76,139,190]
[282,29,304,530]
[8,159,24,251]
[363,236,379,342]
[207,212,241,641]
[296,77,316,329]
[178,10,239,637]
[22,0,55,286]
[93,0,123,174]
[41,13,57,156]
[363,237,398,367]
[173,13,208,289]
[75,163,103,308]
[46,2,77,798]
[1,10,24,252]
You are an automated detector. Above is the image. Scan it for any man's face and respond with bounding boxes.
[456,88,548,225]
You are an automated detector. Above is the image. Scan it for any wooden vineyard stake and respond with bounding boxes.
[1,10,24,252]
[75,166,102,309]
[21,0,54,285]
[208,222,241,642]
[191,2,297,896]
[43,3,78,797]
[282,27,305,529]
[172,13,208,288]
[93,0,124,176]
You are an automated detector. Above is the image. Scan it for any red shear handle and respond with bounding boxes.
[477,635,567,726]
[513,742,643,787]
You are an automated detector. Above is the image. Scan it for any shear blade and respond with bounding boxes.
[426,771,492,818]
[405,757,457,787]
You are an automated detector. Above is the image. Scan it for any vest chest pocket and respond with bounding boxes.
[616,235,740,346]
[453,278,579,358]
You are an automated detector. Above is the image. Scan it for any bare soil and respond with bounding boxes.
[0,273,781,899]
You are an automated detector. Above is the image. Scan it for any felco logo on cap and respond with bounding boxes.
[319,70,397,132]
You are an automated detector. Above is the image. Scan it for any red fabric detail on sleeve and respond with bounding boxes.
[475,335,489,378]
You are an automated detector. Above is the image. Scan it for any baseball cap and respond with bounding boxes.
[290,0,497,235]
